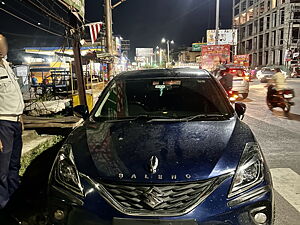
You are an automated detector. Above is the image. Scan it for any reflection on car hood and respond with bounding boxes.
[69,117,255,183]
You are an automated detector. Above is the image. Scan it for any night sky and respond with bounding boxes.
[1,0,233,60]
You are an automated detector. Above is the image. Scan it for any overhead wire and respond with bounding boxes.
[1,31,61,38]
[26,0,74,29]
[0,7,64,37]
[5,0,67,31]
[48,0,69,14]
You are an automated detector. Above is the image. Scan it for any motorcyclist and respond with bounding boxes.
[272,68,286,90]
[219,71,233,92]
[267,68,287,101]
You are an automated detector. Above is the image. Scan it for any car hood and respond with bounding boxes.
[69,117,255,183]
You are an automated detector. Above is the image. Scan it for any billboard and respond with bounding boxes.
[201,45,231,71]
[115,37,122,55]
[60,0,85,19]
[136,48,154,57]
[207,29,238,45]
[233,54,250,67]
[192,43,206,52]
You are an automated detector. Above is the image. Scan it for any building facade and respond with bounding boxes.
[178,49,201,64]
[233,0,300,68]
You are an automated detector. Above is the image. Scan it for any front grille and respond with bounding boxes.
[95,174,229,217]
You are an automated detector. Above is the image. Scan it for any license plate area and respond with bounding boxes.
[284,94,293,98]
[113,218,198,225]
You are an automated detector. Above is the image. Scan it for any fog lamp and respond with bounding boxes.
[54,209,65,221]
[254,212,267,224]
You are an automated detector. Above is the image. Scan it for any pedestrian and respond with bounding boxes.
[219,71,233,92]
[0,34,25,209]
[250,68,256,79]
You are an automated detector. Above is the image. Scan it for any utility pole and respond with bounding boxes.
[69,13,87,106]
[159,49,162,66]
[215,0,220,45]
[104,0,126,80]
[72,34,87,106]
[105,0,113,81]
[167,40,170,64]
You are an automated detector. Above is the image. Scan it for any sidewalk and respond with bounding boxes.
[22,130,55,155]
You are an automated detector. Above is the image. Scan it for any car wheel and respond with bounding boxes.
[242,93,248,99]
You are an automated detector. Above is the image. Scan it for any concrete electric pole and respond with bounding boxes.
[104,0,126,80]
[104,0,113,81]
[73,33,87,106]
[215,0,220,45]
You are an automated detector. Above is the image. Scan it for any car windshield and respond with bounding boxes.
[262,68,274,73]
[93,77,233,121]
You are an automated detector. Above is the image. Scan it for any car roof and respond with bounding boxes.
[115,68,212,80]
[224,64,245,69]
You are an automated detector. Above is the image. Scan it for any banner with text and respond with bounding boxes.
[201,45,231,71]
[207,29,237,45]
[233,54,250,67]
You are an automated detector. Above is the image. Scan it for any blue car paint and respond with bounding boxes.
[48,176,273,225]
[70,117,254,183]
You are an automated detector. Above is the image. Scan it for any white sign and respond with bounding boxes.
[207,29,238,45]
[136,48,154,57]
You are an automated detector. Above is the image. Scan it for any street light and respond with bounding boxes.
[161,38,174,64]
[155,46,162,67]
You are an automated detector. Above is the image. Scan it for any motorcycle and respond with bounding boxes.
[266,85,295,113]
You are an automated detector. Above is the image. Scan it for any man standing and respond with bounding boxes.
[0,34,25,209]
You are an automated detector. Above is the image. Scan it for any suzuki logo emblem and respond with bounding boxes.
[143,187,164,209]
[149,156,159,174]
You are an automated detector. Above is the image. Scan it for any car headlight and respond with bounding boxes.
[52,144,83,196]
[228,142,264,198]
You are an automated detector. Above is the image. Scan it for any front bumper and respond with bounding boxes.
[232,84,249,94]
[47,176,274,225]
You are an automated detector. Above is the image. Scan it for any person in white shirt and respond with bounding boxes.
[0,34,25,209]
[272,68,286,90]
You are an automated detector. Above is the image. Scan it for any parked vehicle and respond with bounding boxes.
[257,68,275,83]
[47,68,274,225]
[267,85,295,113]
[221,64,250,99]
[257,67,288,82]
[291,67,300,78]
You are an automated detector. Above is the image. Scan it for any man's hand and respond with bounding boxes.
[20,115,24,131]
[0,139,3,152]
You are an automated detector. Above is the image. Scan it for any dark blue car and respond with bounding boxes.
[47,69,274,225]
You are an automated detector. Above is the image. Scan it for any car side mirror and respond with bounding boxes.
[73,105,89,120]
[235,102,246,120]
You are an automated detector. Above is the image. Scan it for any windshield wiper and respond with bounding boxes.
[146,113,231,122]
[104,115,171,123]
[181,114,231,122]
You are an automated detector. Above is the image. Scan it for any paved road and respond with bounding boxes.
[242,79,300,225]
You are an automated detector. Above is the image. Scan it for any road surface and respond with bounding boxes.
[243,79,300,225]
